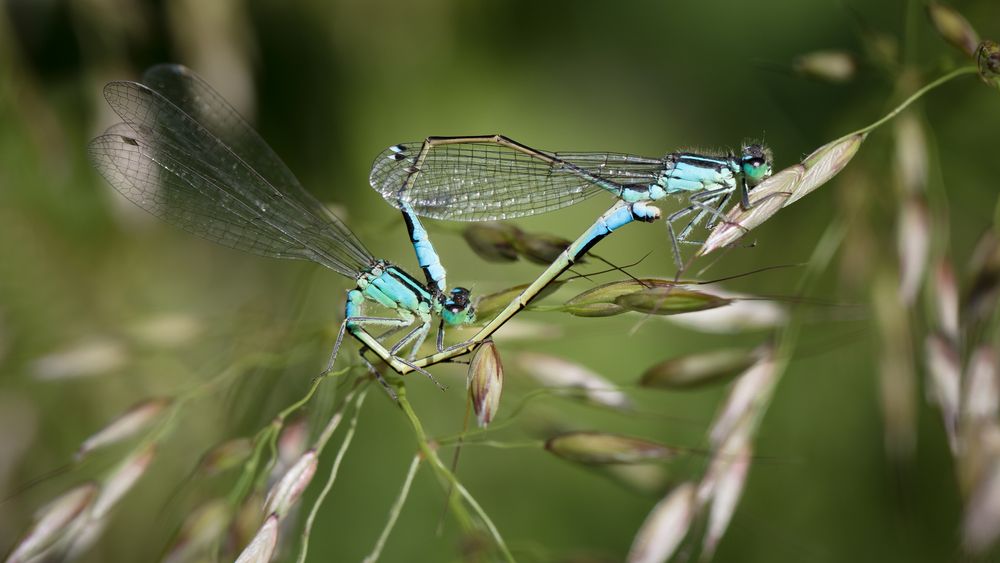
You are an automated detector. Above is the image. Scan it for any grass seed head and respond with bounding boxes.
[791,134,865,206]
[709,347,777,447]
[76,397,171,461]
[197,438,255,476]
[963,448,1000,554]
[792,50,857,83]
[927,2,981,58]
[128,313,203,348]
[700,440,752,561]
[264,449,318,518]
[627,482,696,563]
[894,114,928,195]
[6,483,97,563]
[462,223,521,262]
[897,196,931,304]
[512,230,573,265]
[468,339,504,428]
[700,165,804,255]
[30,337,127,380]
[518,352,633,410]
[614,288,731,316]
[977,40,1000,91]
[640,348,760,390]
[545,432,678,465]
[163,500,232,563]
[92,444,156,519]
[234,513,279,563]
[934,259,960,341]
[963,346,999,424]
[561,279,679,317]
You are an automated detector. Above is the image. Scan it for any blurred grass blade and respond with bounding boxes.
[76,398,171,461]
[518,352,633,410]
[640,348,760,390]
[627,482,696,563]
[927,2,980,57]
[545,432,678,465]
[925,335,961,452]
[873,274,917,459]
[614,288,731,316]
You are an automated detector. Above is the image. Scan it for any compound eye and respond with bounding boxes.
[444,287,472,312]
[741,144,773,185]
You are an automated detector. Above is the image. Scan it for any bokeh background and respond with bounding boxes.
[1,0,999,561]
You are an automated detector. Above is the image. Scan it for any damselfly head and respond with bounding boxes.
[739,144,773,187]
[441,287,476,326]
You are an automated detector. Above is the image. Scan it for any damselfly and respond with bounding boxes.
[87,65,476,381]
[369,135,774,269]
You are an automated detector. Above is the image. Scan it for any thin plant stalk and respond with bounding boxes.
[395,387,515,563]
[297,384,370,563]
[363,454,422,563]
[845,66,978,140]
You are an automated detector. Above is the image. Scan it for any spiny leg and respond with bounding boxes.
[388,317,430,359]
[680,188,736,239]
[324,314,413,376]
[666,205,697,270]
[361,356,398,401]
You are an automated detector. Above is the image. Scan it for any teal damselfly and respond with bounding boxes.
[369,135,774,269]
[87,65,475,382]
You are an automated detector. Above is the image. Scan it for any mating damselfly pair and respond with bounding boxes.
[88,64,774,381]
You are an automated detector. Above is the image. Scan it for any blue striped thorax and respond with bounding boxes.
[357,260,433,314]
[356,260,476,327]
[655,144,773,197]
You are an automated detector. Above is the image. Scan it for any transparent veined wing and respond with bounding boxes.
[369,135,667,221]
[90,72,373,276]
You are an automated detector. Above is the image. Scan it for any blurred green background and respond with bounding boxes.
[1,0,999,561]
